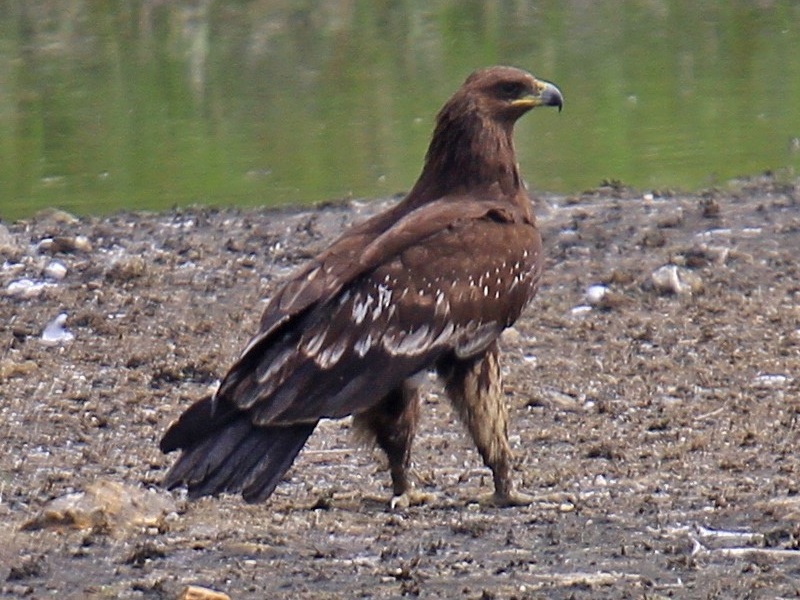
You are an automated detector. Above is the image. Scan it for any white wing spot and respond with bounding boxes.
[302,330,327,356]
[315,338,348,369]
[355,334,373,357]
[374,283,392,319]
[257,347,294,384]
[352,294,375,325]
[384,325,432,355]
[433,321,455,345]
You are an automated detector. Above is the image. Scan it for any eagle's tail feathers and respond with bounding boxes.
[163,418,316,503]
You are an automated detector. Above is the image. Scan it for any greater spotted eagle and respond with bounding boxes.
[161,66,563,507]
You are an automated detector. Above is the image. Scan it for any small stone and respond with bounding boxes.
[38,235,92,254]
[6,279,51,299]
[579,284,627,311]
[44,260,68,280]
[107,256,146,282]
[701,197,721,218]
[73,235,93,252]
[0,222,21,257]
[531,388,580,410]
[650,265,703,296]
[640,228,667,248]
[178,585,231,600]
[500,327,521,345]
[570,305,592,315]
[656,206,684,228]
[651,265,681,294]
[0,359,38,381]
[752,374,789,388]
[585,285,608,306]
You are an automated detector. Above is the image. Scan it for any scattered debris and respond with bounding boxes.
[21,480,176,535]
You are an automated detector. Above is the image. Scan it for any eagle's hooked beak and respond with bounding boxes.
[512,80,564,112]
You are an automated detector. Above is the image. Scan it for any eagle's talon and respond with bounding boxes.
[475,490,535,508]
[390,489,436,510]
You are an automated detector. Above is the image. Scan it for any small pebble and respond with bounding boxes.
[651,265,682,294]
[570,305,592,315]
[752,374,789,387]
[107,256,146,282]
[656,206,684,228]
[38,235,93,254]
[44,261,68,280]
[585,284,608,305]
[500,327,521,345]
[650,265,703,296]
[7,279,49,299]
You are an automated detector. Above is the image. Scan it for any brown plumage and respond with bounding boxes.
[160,66,563,506]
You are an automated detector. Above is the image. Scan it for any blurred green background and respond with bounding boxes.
[1,1,799,220]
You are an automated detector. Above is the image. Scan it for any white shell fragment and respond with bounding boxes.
[41,313,74,346]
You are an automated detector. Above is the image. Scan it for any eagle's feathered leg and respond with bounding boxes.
[353,380,431,508]
[441,341,533,507]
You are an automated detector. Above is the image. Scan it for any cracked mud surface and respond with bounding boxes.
[1,175,799,598]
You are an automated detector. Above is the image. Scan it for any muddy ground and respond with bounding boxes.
[1,175,799,599]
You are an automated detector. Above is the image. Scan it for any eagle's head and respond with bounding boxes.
[460,66,563,123]
[419,66,563,197]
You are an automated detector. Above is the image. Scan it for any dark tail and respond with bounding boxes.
[161,395,316,503]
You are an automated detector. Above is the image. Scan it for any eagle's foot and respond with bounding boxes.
[475,489,535,508]
[390,489,435,510]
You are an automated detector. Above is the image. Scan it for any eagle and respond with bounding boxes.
[160,66,563,508]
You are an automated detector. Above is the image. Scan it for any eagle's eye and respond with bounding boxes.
[496,81,526,100]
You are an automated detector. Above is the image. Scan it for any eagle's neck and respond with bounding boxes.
[406,100,523,208]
